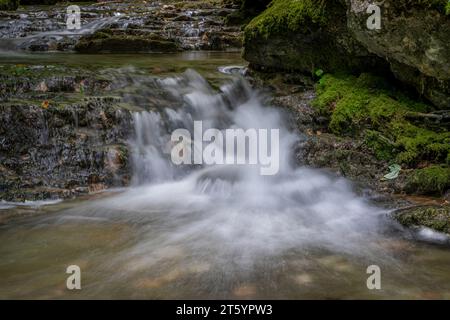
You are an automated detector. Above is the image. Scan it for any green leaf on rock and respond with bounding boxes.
[315,69,324,78]
[383,164,401,180]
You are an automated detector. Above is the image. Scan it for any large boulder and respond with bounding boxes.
[243,0,450,108]
[243,0,386,74]
[347,0,450,108]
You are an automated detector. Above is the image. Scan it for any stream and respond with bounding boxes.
[1,52,450,299]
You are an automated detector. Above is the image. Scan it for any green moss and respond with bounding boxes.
[446,1,450,14]
[364,130,396,161]
[312,73,449,168]
[244,0,328,39]
[313,73,428,134]
[405,166,450,195]
[391,122,450,165]
[395,205,450,234]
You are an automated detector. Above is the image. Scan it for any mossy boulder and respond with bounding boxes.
[243,0,450,108]
[394,205,450,235]
[243,0,386,75]
[75,30,180,54]
[0,0,19,10]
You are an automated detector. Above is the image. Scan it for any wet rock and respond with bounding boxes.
[1,0,243,52]
[0,97,133,201]
[243,0,386,76]
[74,29,180,53]
[394,205,450,235]
[251,71,448,198]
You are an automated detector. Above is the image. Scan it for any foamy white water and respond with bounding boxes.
[68,70,388,267]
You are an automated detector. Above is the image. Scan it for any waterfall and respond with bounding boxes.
[88,70,387,266]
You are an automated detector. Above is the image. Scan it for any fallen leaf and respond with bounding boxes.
[41,100,50,109]
[383,164,401,180]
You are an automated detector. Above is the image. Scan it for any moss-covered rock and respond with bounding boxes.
[0,97,133,202]
[405,165,450,195]
[394,205,450,235]
[75,30,180,54]
[312,72,450,195]
[226,0,271,24]
[0,0,19,10]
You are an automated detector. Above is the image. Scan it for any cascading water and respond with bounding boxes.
[77,70,391,271]
[0,15,120,51]
[2,68,450,299]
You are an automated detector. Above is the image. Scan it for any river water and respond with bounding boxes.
[0,52,449,299]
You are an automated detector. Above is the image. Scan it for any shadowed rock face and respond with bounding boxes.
[347,0,450,108]
[243,0,450,108]
[243,1,388,74]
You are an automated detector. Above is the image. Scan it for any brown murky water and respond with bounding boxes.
[1,192,449,300]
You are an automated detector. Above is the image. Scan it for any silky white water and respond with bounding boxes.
[65,70,389,269]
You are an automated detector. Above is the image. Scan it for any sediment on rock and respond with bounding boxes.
[394,205,450,236]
